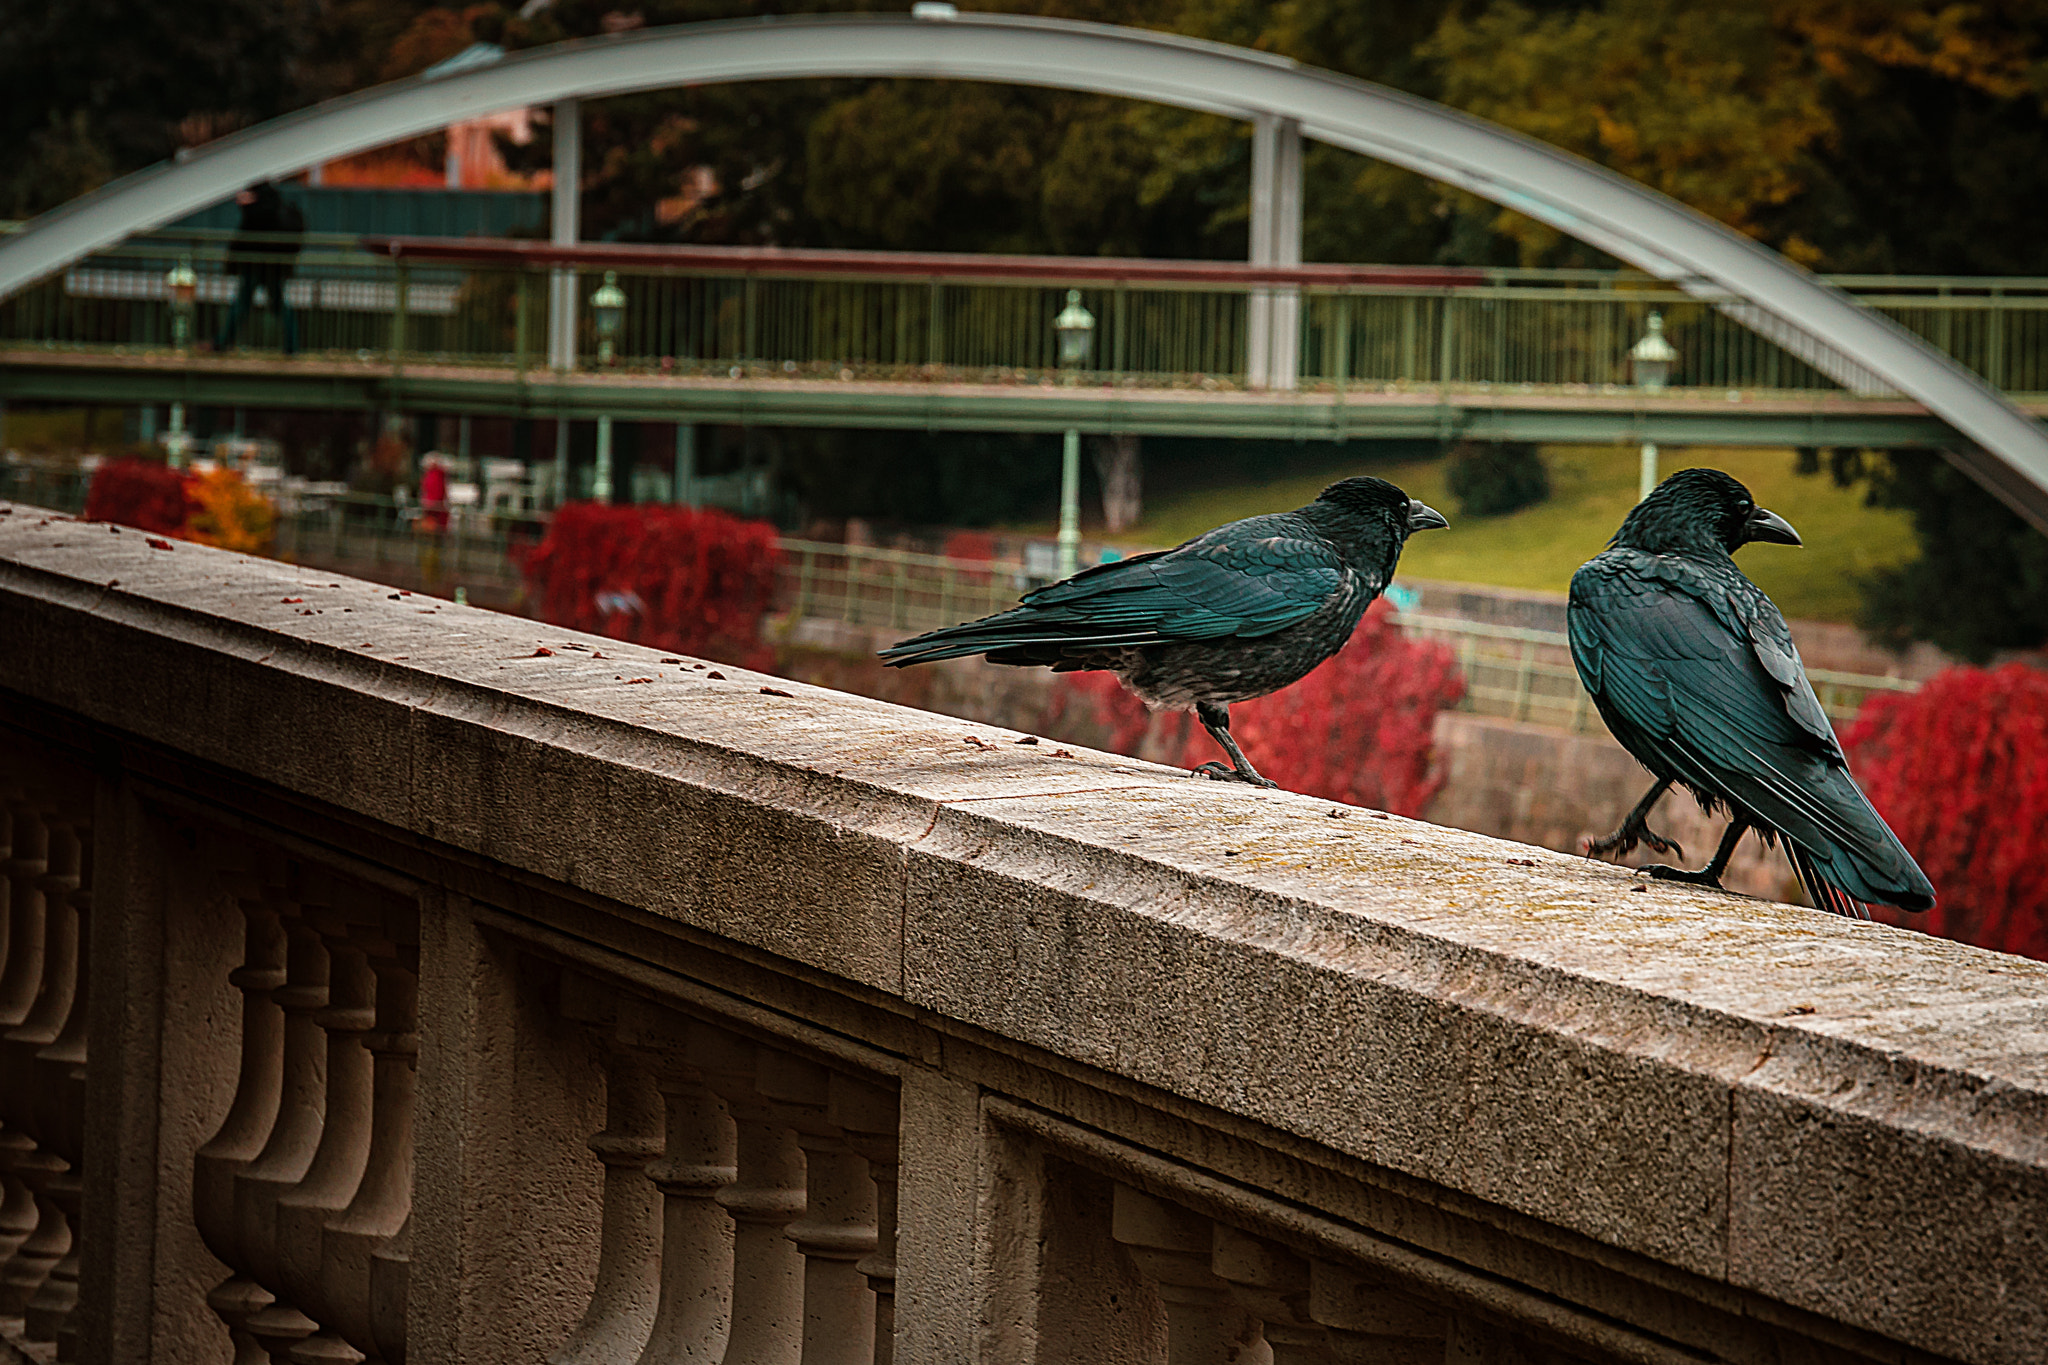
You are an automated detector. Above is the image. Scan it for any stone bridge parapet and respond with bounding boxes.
[0,501,2043,1365]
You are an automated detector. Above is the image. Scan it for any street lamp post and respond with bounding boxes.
[590,271,626,367]
[1053,289,1096,579]
[1629,310,1679,500]
[594,414,614,503]
[164,402,192,469]
[590,271,627,502]
[166,257,197,352]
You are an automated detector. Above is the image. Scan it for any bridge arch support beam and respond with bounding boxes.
[3,11,2045,528]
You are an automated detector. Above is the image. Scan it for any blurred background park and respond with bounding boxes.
[4,0,2046,957]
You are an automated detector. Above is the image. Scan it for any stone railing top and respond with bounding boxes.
[3,502,2044,1362]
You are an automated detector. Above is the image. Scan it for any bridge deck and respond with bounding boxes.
[3,345,2010,445]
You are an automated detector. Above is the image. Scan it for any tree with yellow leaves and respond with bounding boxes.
[183,468,277,556]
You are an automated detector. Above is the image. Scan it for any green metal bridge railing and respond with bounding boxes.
[6,229,2047,397]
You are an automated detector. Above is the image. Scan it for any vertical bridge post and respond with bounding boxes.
[548,99,582,373]
[1247,113,1302,391]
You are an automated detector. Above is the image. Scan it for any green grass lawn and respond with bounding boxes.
[1117,445,1917,623]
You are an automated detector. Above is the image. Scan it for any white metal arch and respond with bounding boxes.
[4,10,2046,527]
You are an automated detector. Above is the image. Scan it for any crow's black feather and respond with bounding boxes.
[1569,468,1934,914]
[879,476,1447,785]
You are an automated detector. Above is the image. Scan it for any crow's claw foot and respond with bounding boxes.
[1190,762,1279,789]
[1584,823,1683,861]
[1646,863,1724,891]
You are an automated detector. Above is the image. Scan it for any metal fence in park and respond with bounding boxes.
[767,540,1921,731]
[6,228,2048,395]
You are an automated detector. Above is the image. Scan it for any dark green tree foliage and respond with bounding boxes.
[1763,62,2048,276]
[0,0,321,217]
[1798,447,2048,661]
[1446,441,1550,518]
[779,429,1068,527]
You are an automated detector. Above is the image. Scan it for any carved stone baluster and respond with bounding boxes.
[0,1185,65,1327]
[276,905,381,1365]
[0,794,51,1312]
[35,823,92,1362]
[1110,1185,1247,1365]
[322,930,420,1365]
[234,902,332,1362]
[0,1173,33,1288]
[549,976,663,1365]
[830,1073,900,1365]
[195,873,290,1365]
[1307,1262,1447,1365]
[287,1325,364,1363]
[757,1050,876,1365]
[0,793,28,1281]
[617,1003,736,1365]
[689,1022,805,1365]
[11,817,79,1348]
[1209,1227,1330,1365]
[0,795,46,1029]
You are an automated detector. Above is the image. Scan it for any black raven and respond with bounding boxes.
[879,476,1448,787]
[1568,467,1935,918]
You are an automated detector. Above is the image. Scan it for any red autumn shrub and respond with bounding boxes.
[941,530,996,562]
[521,502,781,669]
[82,458,275,553]
[83,457,190,533]
[1843,662,2048,958]
[1037,599,1466,816]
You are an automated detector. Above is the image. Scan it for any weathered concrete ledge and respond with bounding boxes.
[4,502,2046,1364]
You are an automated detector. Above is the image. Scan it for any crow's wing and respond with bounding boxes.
[880,518,1352,665]
[1569,551,1933,911]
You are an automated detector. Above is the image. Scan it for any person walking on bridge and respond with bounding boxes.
[214,181,304,355]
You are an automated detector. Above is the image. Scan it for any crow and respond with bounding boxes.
[1568,467,1934,918]
[879,476,1448,787]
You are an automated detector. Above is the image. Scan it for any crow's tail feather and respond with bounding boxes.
[1789,843,1871,920]
[878,607,1155,668]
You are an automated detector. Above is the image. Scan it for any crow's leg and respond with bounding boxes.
[1584,779,1683,860]
[1189,702,1279,789]
[1646,819,1749,891]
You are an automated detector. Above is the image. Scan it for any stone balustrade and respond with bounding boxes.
[1,501,2045,1365]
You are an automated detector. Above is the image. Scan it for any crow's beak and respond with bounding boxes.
[1745,506,1802,546]
[1407,499,1449,533]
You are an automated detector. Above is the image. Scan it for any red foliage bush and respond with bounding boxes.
[1843,662,2048,958]
[940,530,996,562]
[1037,599,1466,816]
[521,502,781,669]
[83,458,191,534]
